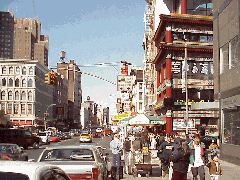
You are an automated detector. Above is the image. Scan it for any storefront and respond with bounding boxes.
[221,94,240,164]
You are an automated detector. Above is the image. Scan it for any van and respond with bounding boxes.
[0,128,41,149]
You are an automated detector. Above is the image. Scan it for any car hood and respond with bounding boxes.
[42,161,98,174]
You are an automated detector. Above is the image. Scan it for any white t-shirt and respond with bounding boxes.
[194,144,204,167]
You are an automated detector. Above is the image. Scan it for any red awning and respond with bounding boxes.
[19,120,25,125]
[26,120,32,125]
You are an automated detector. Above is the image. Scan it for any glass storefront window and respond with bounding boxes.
[220,43,229,74]
[223,109,240,145]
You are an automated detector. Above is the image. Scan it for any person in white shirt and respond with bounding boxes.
[189,134,209,180]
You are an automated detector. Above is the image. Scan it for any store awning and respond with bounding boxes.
[129,114,166,126]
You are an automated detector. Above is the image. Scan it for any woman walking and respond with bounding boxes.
[170,139,191,180]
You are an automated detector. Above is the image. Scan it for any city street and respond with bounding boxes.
[24,135,240,180]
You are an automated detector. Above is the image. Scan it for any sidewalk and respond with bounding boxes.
[123,156,240,180]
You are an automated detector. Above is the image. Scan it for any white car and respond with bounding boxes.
[37,132,50,144]
[0,161,71,180]
[37,145,107,180]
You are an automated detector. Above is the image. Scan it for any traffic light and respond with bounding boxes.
[50,73,55,85]
[45,73,50,85]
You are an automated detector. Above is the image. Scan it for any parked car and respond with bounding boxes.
[96,146,111,176]
[36,132,50,145]
[0,128,41,149]
[92,131,102,138]
[50,135,60,142]
[63,132,72,139]
[0,161,71,180]
[56,132,65,140]
[37,145,107,180]
[79,133,92,143]
[0,143,28,161]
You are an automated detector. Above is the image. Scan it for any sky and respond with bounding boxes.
[1,0,147,116]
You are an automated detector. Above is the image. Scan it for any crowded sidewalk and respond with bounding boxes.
[123,156,240,179]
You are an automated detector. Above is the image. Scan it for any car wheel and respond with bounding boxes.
[33,142,39,149]
[23,145,29,150]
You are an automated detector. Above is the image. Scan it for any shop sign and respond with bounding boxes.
[124,101,131,112]
[173,118,197,130]
[117,75,134,92]
[155,99,164,109]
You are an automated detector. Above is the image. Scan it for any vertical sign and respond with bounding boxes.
[120,64,128,75]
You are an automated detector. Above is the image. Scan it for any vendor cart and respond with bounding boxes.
[132,150,152,178]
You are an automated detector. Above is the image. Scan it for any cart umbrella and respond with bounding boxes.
[129,114,165,126]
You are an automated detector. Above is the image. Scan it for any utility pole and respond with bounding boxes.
[185,43,189,135]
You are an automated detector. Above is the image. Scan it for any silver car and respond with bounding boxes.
[37,145,108,180]
[0,161,71,180]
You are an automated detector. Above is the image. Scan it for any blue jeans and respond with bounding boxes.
[112,153,121,167]
[191,166,205,180]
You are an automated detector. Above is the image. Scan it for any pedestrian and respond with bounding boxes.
[185,134,192,144]
[158,133,175,178]
[189,134,209,180]
[209,140,220,155]
[170,139,190,180]
[150,134,157,150]
[206,154,222,180]
[110,134,122,179]
[174,133,182,149]
[123,137,131,174]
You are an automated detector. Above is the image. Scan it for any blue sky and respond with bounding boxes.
[1,0,147,115]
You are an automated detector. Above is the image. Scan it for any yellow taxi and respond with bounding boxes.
[79,132,92,143]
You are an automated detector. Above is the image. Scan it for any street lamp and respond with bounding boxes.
[44,104,56,130]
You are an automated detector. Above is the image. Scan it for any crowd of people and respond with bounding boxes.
[110,130,222,180]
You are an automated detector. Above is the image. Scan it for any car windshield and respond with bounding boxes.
[81,134,89,136]
[41,149,94,161]
[0,145,13,154]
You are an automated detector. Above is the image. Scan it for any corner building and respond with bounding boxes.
[213,0,240,165]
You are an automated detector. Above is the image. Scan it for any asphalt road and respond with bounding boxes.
[25,135,111,162]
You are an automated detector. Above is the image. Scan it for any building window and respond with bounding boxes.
[22,79,26,87]
[14,104,19,114]
[15,91,19,100]
[1,91,5,100]
[29,67,34,75]
[9,67,13,74]
[15,67,20,74]
[15,79,19,87]
[28,91,33,101]
[1,103,5,114]
[28,104,32,114]
[8,91,13,100]
[220,43,229,74]
[22,67,26,75]
[139,102,142,111]
[1,78,6,86]
[229,35,239,69]
[139,92,143,100]
[21,91,26,100]
[7,103,12,114]
[186,0,212,16]
[139,83,143,90]
[21,104,25,114]
[2,67,6,74]
[9,78,13,87]
[28,79,33,87]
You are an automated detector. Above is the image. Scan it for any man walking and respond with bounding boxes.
[123,137,131,174]
[110,134,122,179]
[189,134,208,180]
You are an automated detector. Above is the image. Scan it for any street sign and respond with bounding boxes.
[117,75,134,92]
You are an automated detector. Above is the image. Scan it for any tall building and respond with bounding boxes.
[57,60,82,129]
[0,59,54,131]
[13,18,49,66]
[0,11,49,67]
[213,0,240,164]
[0,12,14,59]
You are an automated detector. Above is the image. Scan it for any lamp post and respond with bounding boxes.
[185,43,189,135]
[44,104,56,131]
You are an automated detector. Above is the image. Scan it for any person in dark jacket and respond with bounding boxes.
[123,137,131,174]
[158,133,174,178]
[170,139,190,180]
